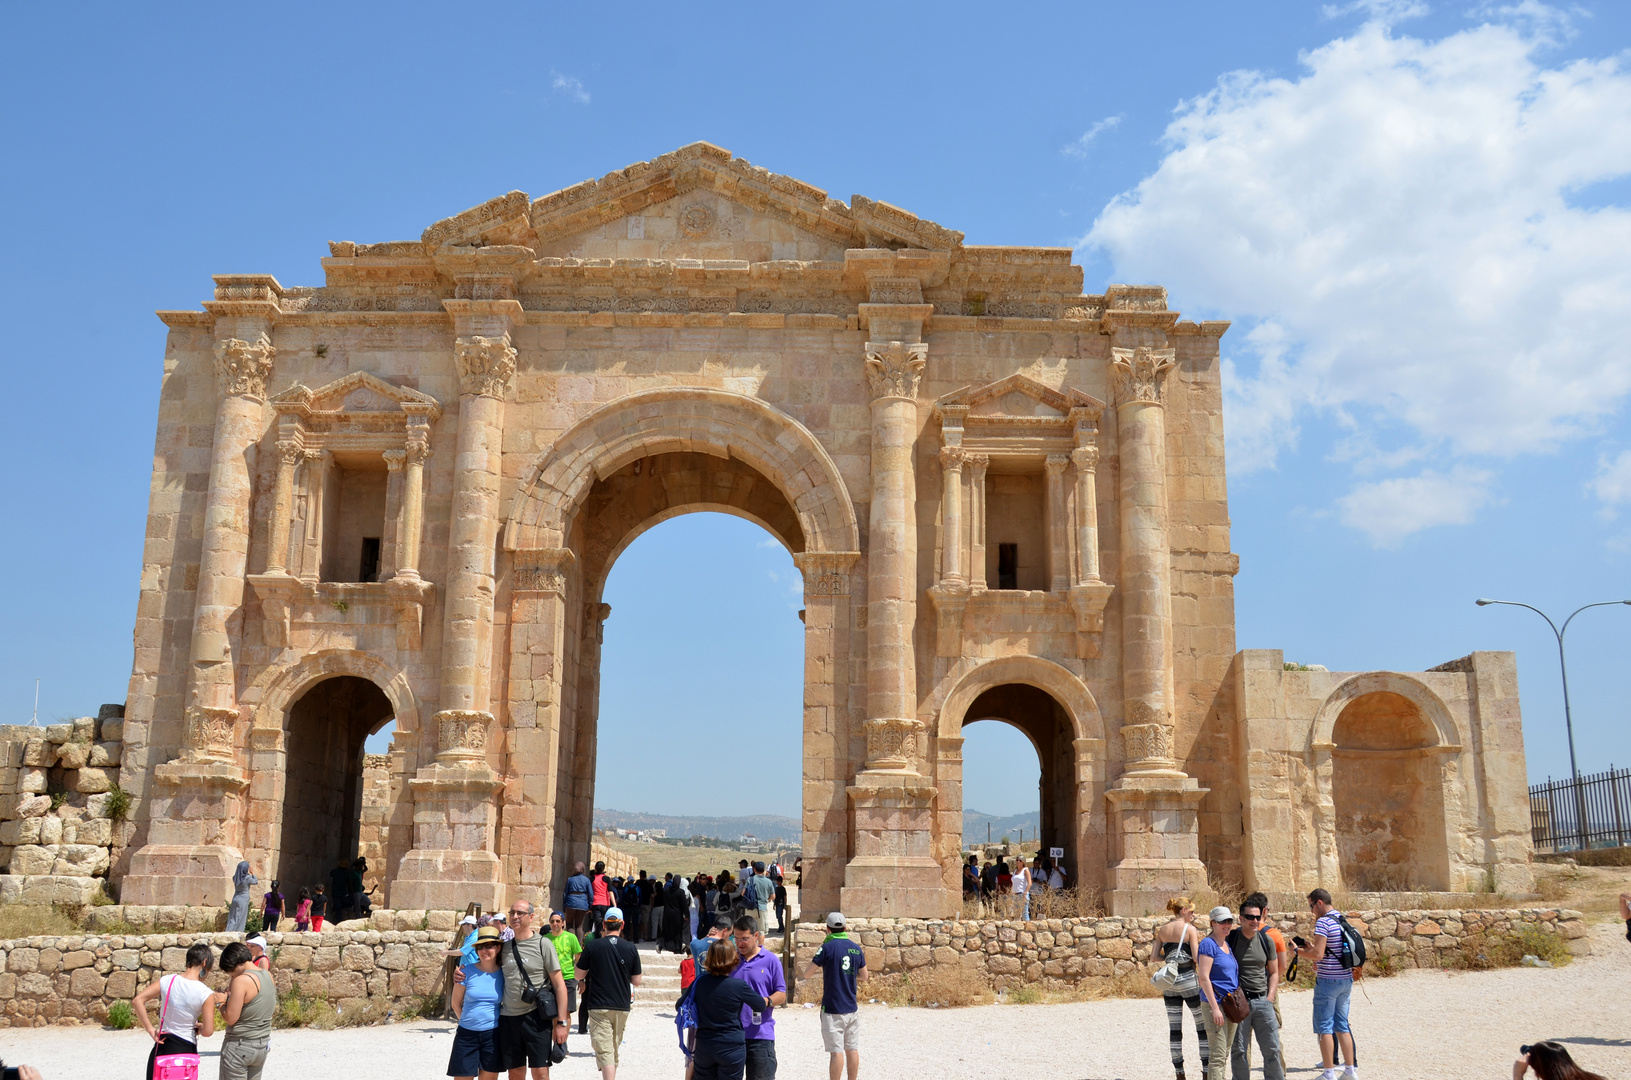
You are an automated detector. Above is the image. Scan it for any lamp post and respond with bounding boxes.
[1475,597,1631,850]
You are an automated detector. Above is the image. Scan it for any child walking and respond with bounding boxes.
[294,888,312,931]
[261,880,285,932]
[310,884,328,932]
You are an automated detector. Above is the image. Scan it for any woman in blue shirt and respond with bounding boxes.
[1196,907,1240,1080]
[449,926,506,1079]
[690,940,772,1080]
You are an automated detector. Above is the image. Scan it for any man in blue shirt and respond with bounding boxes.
[563,862,592,939]
[731,915,787,1080]
[803,911,866,1080]
[690,914,734,972]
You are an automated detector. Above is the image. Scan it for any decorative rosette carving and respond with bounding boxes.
[864,716,925,770]
[1108,346,1177,406]
[214,334,276,400]
[185,705,239,765]
[864,341,927,401]
[435,709,491,765]
[455,335,517,399]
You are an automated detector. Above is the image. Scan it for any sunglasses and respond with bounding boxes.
[1240,913,1263,921]
[509,909,531,917]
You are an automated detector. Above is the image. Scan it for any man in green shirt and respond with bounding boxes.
[548,911,584,1015]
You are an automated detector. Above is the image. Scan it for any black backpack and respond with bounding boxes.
[1334,914,1367,970]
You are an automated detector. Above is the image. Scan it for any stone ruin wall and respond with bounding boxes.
[0,906,1588,1027]
[0,708,129,904]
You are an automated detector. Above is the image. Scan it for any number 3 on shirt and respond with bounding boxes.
[841,956,851,971]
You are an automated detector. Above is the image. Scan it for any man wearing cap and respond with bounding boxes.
[492,911,516,943]
[579,906,642,1080]
[497,900,570,1080]
[803,912,865,1080]
[448,914,481,966]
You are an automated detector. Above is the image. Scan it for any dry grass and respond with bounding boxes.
[871,964,995,1008]
[0,904,79,938]
[959,886,1105,921]
[1529,863,1624,918]
[274,987,402,1029]
[1448,923,1573,971]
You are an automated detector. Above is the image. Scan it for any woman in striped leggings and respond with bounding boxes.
[1156,896,1208,1080]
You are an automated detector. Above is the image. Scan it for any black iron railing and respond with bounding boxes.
[1530,766,1631,852]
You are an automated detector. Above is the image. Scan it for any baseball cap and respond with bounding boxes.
[604,906,624,922]
[245,935,268,950]
[1209,906,1235,923]
[826,911,846,930]
[460,914,478,926]
[491,912,507,922]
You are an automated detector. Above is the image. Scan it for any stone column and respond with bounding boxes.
[841,300,955,919]
[1102,344,1209,915]
[265,439,301,575]
[393,297,520,911]
[393,424,430,580]
[939,448,966,587]
[1045,453,1070,593]
[968,454,989,590]
[123,311,277,906]
[1072,446,1101,583]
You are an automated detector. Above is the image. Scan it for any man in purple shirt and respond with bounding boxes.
[731,915,787,1080]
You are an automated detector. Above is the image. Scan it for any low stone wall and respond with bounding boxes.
[0,708,127,891]
[590,839,638,878]
[793,908,1592,989]
[0,926,460,1027]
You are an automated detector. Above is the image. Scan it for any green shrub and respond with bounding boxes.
[106,1001,134,1030]
[104,785,132,822]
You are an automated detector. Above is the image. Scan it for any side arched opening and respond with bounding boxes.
[1330,690,1451,892]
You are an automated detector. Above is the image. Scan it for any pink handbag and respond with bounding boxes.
[153,975,201,1080]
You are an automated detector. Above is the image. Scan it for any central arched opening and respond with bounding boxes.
[961,684,1079,859]
[557,449,810,929]
[277,675,394,899]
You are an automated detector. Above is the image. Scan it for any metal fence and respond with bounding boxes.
[1530,766,1631,852]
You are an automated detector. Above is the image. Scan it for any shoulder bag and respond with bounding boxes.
[152,975,202,1080]
[511,937,559,1018]
[1220,986,1251,1023]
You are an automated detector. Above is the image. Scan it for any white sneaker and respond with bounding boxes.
[1342,1068,1359,1080]
[1318,1070,1338,1080]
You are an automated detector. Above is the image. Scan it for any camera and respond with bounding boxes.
[1520,1045,1533,1056]
[520,986,539,1005]
[0,1059,19,1080]
[1292,935,1310,948]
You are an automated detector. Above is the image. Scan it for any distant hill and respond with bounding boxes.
[593,807,1043,849]
[593,809,801,844]
[962,809,1042,848]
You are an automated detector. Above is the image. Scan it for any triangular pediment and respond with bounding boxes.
[273,371,443,419]
[938,374,1104,420]
[414,142,964,257]
[534,190,847,263]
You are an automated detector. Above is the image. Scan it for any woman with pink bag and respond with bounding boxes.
[132,942,218,1079]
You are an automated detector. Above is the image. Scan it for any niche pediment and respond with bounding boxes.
[272,371,443,420]
[936,374,1103,462]
[939,373,1103,420]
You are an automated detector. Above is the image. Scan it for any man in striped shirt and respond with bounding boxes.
[1296,889,1356,1080]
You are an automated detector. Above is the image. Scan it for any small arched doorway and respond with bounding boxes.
[962,685,1080,857]
[1330,690,1450,891]
[277,675,395,893]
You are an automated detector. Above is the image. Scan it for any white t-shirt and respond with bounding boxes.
[1011,868,1029,894]
[159,973,217,1040]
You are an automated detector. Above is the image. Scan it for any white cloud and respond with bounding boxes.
[1337,466,1496,545]
[1321,0,1427,23]
[551,71,590,104]
[1063,115,1123,158]
[1591,449,1631,510]
[1086,7,1631,543]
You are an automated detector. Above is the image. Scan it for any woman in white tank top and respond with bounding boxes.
[1011,857,1032,920]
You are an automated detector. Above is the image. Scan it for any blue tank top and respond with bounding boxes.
[459,965,504,1031]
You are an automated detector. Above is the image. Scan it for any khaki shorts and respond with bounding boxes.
[820,1011,860,1052]
[588,1009,629,1069]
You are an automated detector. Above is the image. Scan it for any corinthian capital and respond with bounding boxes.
[214,334,276,400]
[939,446,968,471]
[864,341,927,401]
[456,335,517,399]
[1109,346,1177,406]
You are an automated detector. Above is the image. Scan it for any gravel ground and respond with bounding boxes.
[2,924,1624,1080]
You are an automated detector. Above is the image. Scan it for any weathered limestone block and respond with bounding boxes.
[44,726,70,746]
[74,769,113,795]
[180,909,217,933]
[0,821,41,847]
[111,950,140,970]
[68,969,104,998]
[341,945,373,971]
[1096,937,1133,960]
[7,950,38,974]
[20,742,50,768]
[293,973,328,997]
[377,944,411,971]
[55,744,89,771]
[14,796,48,820]
[160,948,188,971]
[105,970,137,999]
[902,945,930,969]
[278,946,314,971]
[59,951,93,972]
[327,971,366,998]
[17,771,47,795]
[70,718,94,742]
[37,819,62,847]
[99,717,124,744]
[311,947,341,972]
[87,743,120,768]
[10,848,54,877]
[52,846,108,877]
[17,973,53,997]
[61,819,111,847]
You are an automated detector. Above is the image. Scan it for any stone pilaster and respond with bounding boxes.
[1045,453,1070,593]
[393,422,431,580]
[265,439,301,575]
[967,454,989,590]
[842,300,954,919]
[392,286,522,911]
[1101,334,1209,915]
[939,447,967,587]
[124,288,281,906]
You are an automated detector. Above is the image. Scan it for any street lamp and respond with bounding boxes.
[1475,597,1631,850]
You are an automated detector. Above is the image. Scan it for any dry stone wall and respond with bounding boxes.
[793,908,1592,989]
[0,709,126,904]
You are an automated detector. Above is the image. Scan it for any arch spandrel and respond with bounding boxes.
[244,649,421,748]
[1308,671,1462,754]
[505,387,861,555]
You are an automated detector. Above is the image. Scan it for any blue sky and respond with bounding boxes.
[2,1,1628,818]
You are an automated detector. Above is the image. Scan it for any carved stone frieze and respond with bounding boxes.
[864,341,927,401]
[1122,722,1176,769]
[863,717,926,771]
[456,335,517,399]
[185,705,239,765]
[1109,346,1177,407]
[512,548,576,595]
[214,335,275,400]
[793,551,861,598]
[435,709,491,766]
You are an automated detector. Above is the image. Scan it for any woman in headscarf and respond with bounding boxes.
[227,860,256,932]
[660,874,691,953]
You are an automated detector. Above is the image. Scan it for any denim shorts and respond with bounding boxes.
[1311,976,1352,1035]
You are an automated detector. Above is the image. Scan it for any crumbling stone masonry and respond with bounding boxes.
[110,142,1534,918]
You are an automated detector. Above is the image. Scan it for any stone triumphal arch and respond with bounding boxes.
[115,143,1534,917]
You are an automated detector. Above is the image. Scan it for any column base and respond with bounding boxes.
[121,845,247,907]
[391,849,505,911]
[392,763,505,911]
[121,761,251,906]
[840,770,957,919]
[1104,773,1210,917]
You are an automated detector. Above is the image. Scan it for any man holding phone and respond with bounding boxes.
[1295,889,1356,1080]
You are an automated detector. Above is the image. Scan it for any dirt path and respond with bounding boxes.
[2,924,1624,1079]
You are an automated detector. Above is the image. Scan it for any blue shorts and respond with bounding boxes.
[1312,976,1352,1035]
